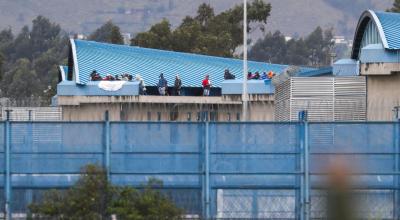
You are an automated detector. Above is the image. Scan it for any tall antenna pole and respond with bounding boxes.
[242,0,248,122]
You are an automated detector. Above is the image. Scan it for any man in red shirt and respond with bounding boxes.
[202,75,211,96]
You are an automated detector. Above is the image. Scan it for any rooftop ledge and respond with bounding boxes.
[57,95,275,106]
[58,79,275,96]
[56,80,275,106]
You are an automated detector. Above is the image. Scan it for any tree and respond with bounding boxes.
[30,16,62,57]
[109,179,182,219]
[133,19,173,50]
[89,21,124,45]
[28,164,182,220]
[1,58,40,99]
[0,28,14,57]
[0,52,3,80]
[0,16,68,103]
[132,0,271,57]
[249,27,334,67]
[389,0,400,12]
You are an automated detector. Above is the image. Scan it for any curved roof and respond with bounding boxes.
[69,39,313,87]
[352,10,400,59]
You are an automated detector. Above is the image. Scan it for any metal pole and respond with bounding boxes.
[304,114,310,220]
[204,122,211,219]
[299,111,310,220]
[298,112,305,220]
[104,111,111,180]
[242,0,248,122]
[4,110,12,220]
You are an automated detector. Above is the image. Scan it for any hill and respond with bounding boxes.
[0,0,393,38]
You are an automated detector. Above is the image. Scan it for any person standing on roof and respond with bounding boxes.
[202,75,211,96]
[158,73,168,96]
[136,74,146,95]
[174,74,182,96]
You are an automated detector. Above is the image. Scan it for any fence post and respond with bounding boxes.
[394,107,400,219]
[104,111,111,180]
[203,121,211,219]
[4,110,12,220]
[299,111,310,220]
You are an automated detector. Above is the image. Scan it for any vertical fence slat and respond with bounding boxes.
[4,111,11,220]
[104,111,111,180]
[395,119,400,219]
[204,122,210,219]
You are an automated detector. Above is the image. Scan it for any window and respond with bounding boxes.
[197,112,201,121]
[187,112,192,121]
[157,112,161,121]
[227,113,231,122]
[210,112,218,122]
[236,113,241,121]
[147,112,152,121]
[170,112,178,121]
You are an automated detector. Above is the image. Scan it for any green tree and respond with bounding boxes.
[109,179,182,219]
[0,16,68,102]
[1,58,40,99]
[89,21,124,45]
[0,28,14,57]
[132,0,271,57]
[0,52,3,80]
[248,31,287,64]
[389,0,400,12]
[28,164,182,220]
[249,27,334,67]
[29,164,111,219]
[133,19,173,50]
[30,16,62,57]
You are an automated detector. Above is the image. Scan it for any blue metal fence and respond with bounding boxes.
[1,119,400,219]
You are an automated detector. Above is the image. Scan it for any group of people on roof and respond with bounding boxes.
[89,68,274,96]
[247,71,275,80]
[158,73,212,96]
[157,73,184,96]
[90,70,134,81]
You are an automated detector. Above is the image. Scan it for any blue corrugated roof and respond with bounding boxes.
[296,67,333,77]
[351,10,400,59]
[70,39,313,87]
[375,11,400,50]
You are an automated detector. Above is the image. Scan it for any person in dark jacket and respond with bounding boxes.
[158,73,168,96]
[224,69,235,80]
[174,74,182,96]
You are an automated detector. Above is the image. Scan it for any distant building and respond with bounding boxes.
[285,36,292,42]
[121,33,132,45]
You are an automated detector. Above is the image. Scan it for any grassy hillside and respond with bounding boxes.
[0,0,393,38]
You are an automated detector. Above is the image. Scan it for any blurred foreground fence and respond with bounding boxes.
[0,117,400,219]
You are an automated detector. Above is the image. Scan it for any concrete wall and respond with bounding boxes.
[361,63,400,75]
[59,94,275,122]
[367,73,400,121]
[61,99,274,122]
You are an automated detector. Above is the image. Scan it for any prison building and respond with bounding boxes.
[351,10,400,121]
[55,39,312,122]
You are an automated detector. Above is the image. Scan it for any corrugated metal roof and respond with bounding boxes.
[375,11,400,50]
[295,67,333,77]
[352,10,400,59]
[70,39,313,87]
